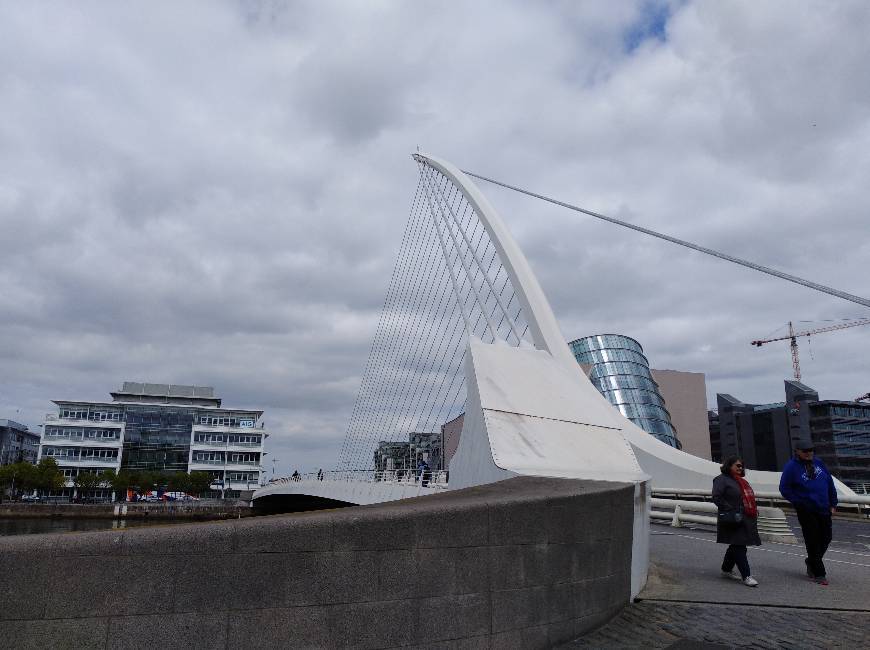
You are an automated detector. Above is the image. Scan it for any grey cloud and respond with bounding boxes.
[1,1,869,475]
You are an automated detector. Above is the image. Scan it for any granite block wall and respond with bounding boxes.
[0,476,635,649]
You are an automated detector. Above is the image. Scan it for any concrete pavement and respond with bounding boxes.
[562,518,870,648]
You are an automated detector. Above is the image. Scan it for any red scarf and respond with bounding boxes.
[735,476,758,518]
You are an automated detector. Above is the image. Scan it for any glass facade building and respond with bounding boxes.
[713,380,870,492]
[569,334,681,448]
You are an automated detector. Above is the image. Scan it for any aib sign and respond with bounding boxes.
[239,419,255,428]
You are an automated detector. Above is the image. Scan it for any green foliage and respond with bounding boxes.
[98,469,116,487]
[35,458,65,493]
[167,471,192,494]
[110,470,134,496]
[0,462,37,496]
[131,470,166,495]
[73,471,101,494]
[188,472,213,497]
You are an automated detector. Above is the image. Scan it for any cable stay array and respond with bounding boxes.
[336,161,533,472]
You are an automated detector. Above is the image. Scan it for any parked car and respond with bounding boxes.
[21,494,41,502]
[163,491,199,502]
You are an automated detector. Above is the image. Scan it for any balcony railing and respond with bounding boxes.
[44,455,119,464]
[44,414,122,427]
[191,440,262,448]
[193,423,262,432]
[44,434,121,443]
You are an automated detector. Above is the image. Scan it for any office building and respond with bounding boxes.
[0,419,40,465]
[38,382,268,497]
[713,380,870,493]
[708,409,721,462]
[373,431,443,474]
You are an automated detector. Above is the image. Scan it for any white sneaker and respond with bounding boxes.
[721,570,741,581]
[743,576,758,587]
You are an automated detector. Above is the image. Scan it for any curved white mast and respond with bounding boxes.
[413,153,577,370]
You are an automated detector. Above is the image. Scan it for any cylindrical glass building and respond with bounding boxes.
[569,334,681,448]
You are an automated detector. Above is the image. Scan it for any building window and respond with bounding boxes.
[44,447,80,459]
[194,433,225,443]
[193,451,224,463]
[81,449,117,460]
[228,434,261,445]
[90,411,121,422]
[227,472,258,482]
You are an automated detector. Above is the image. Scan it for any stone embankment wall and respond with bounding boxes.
[0,502,254,520]
[0,476,635,649]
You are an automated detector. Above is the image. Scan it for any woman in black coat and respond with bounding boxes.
[712,457,761,587]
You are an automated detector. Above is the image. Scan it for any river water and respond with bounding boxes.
[0,517,193,537]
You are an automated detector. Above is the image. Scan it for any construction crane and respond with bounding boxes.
[751,318,870,381]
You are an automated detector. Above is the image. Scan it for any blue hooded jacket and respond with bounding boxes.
[779,457,838,514]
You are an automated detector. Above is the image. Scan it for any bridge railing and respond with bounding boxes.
[653,488,870,517]
[650,497,797,543]
[267,469,449,489]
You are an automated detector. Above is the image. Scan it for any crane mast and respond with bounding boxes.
[751,318,870,381]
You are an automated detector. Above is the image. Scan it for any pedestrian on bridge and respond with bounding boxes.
[779,441,837,586]
[712,457,761,587]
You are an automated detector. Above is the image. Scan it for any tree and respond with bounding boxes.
[188,472,213,497]
[131,470,168,497]
[0,462,36,498]
[73,471,101,500]
[96,469,118,501]
[168,471,191,494]
[34,458,65,495]
[110,470,134,500]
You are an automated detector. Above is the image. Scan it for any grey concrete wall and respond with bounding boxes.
[0,476,635,649]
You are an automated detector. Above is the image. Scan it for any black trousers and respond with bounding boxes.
[722,544,750,579]
[796,508,833,578]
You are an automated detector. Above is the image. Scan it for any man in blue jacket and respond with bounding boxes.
[779,441,838,585]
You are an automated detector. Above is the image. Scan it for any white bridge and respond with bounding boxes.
[254,470,448,506]
[254,153,855,596]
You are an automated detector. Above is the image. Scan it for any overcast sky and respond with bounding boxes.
[1,1,868,475]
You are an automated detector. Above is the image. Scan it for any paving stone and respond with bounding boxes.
[560,601,870,649]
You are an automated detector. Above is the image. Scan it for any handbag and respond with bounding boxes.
[718,509,743,526]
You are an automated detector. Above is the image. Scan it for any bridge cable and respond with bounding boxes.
[337,174,426,467]
[462,169,870,310]
[364,170,471,470]
[347,174,453,470]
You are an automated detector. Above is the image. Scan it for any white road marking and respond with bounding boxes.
[652,531,870,568]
